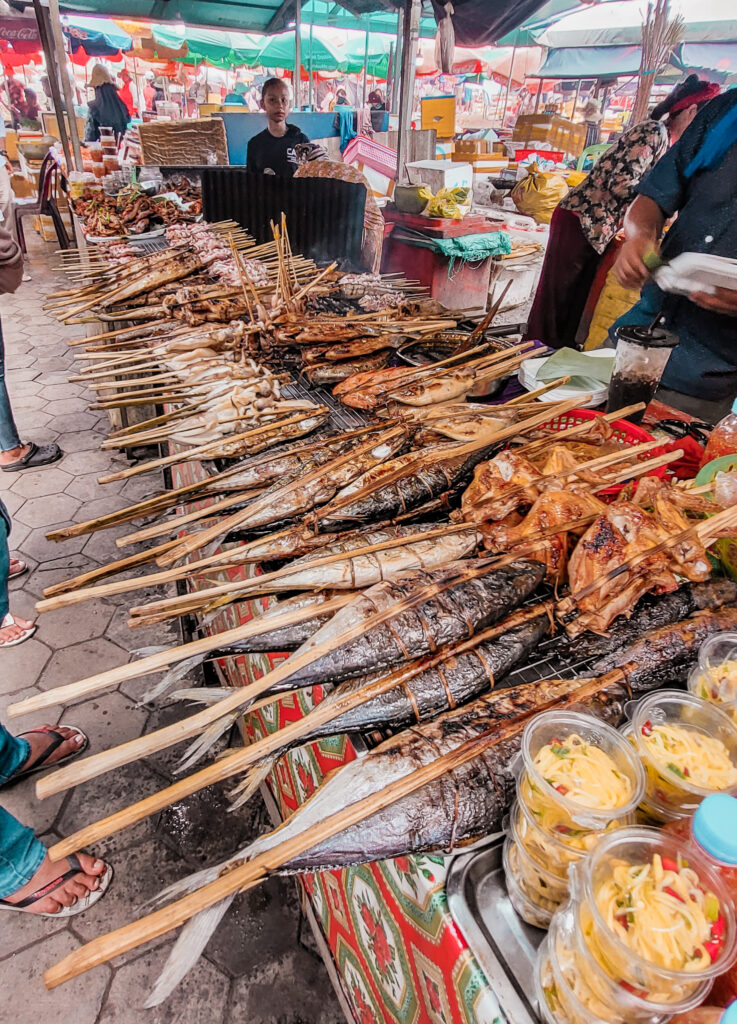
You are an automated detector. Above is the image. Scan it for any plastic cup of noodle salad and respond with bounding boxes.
[688,632,737,723]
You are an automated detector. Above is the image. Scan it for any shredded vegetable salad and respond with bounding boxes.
[638,721,737,791]
[532,733,635,809]
[694,659,737,722]
[592,853,725,972]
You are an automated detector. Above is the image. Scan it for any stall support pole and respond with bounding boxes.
[572,78,582,121]
[390,6,404,112]
[294,0,302,109]
[361,27,370,107]
[308,17,314,109]
[499,32,518,129]
[45,0,82,171]
[31,0,72,169]
[396,0,419,183]
[533,77,543,113]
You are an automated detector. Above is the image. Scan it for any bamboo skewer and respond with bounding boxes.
[42,667,628,990]
[127,522,481,624]
[24,558,514,792]
[47,604,551,861]
[115,489,262,547]
[96,409,328,485]
[11,593,356,722]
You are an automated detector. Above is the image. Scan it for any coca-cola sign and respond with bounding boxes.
[0,17,41,44]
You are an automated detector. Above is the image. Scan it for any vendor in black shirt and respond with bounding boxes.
[246,77,309,177]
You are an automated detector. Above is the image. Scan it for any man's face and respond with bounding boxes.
[262,85,290,121]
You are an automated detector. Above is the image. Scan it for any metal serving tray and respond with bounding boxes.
[446,835,545,1024]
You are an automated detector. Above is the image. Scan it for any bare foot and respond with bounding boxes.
[15,724,85,771]
[9,558,25,575]
[0,444,31,466]
[4,852,106,913]
[0,614,34,644]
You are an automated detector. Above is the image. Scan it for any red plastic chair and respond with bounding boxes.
[14,151,71,252]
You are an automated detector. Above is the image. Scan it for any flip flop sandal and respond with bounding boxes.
[1,442,62,473]
[0,855,113,918]
[8,560,28,580]
[6,725,89,784]
[0,612,36,648]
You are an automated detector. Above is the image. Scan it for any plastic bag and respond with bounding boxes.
[510,162,568,224]
[420,186,470,220]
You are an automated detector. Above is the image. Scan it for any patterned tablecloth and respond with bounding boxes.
[170,458,503,1024]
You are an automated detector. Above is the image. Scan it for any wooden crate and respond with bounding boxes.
[138,117,228,166]
[512,114,586,157]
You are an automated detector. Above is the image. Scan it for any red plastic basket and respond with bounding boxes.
[539,409,667,502]
[515,147,564,164]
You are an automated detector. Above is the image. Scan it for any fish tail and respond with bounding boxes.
[144,895,237,1006]
[228,756,277,810]
[138,653,209,705]
[168,686,234,705]
[175,711,240,773]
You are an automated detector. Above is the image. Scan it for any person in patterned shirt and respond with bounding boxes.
[524,76,720,350]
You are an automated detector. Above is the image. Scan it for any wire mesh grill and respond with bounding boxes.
[282,378,370,433]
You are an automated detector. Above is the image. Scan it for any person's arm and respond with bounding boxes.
[0,225,23,294]
[246,136,257,173]
[614,195,667,289]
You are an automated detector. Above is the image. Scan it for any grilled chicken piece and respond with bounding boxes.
[480,490,607,582]
[558,499,711,636]
[459,451,543,523]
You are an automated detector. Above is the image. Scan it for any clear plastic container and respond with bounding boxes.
[606,324,679,425]
[626,690,737,822]
[517,710,646,834]
[536,926,612,1024]
[512,795,588,878]
[504,814,569,920]
[502,836,556,929]
[688,633,737,724]
[574,825,737,1005]
[700,399,737,469]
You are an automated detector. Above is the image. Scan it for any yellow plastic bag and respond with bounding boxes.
[511,162,569,224]
[419,186,470,220]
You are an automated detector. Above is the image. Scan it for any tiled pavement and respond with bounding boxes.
[1,234,344,1024]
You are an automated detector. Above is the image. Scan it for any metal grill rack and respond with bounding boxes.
[281,378,370,433]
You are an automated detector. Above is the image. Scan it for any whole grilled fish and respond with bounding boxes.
[317,445,494,531]
[241,524,481,594]
[144,607,737,1004]
[209,591,352,655]
[278,558,546,691]
[202,429,394,496]
[554,579,737,668]
[240,605,737,873]
[229,429,410,534]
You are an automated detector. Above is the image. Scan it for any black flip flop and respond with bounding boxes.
[5,725,89,785]
[0,854,113,918]
[1,442,63,472]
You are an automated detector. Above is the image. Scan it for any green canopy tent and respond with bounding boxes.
[338,32,393,77]
[151,24,263,66]
[255,27,347,70]
[301,0,437,38]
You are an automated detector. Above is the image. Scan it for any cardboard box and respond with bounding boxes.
[406,159,473,193]
[10,173,33,199]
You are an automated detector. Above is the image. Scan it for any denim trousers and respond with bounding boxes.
[0,512,8,621]
[0,724,44,898]
[0,319,22,453]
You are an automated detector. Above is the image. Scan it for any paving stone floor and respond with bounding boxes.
[1,234,344,1024]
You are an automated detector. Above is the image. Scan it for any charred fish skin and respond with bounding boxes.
[591,605,737,690]
[209,592,345,655]
[556,580,737,666]
[319,447,497,532]
[244,610,735,875]
[304,614,552,741]
[283,559,546,689]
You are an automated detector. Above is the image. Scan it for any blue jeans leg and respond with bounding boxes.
[0,805,46,899]
[0,320,22,453]
[0,509,9,620]
[0,722,30,785]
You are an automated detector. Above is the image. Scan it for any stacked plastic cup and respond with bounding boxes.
[535,826,737,1024]
[505,710,645,928]
[688,632,737,725]
[622,690,737,824]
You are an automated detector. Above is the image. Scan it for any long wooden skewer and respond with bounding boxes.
[47,604,550,861]
[23,558,507,790]
[42,667,628,990]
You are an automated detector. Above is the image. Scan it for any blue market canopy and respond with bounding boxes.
[62,14,132,55]
[532,43,647,78]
